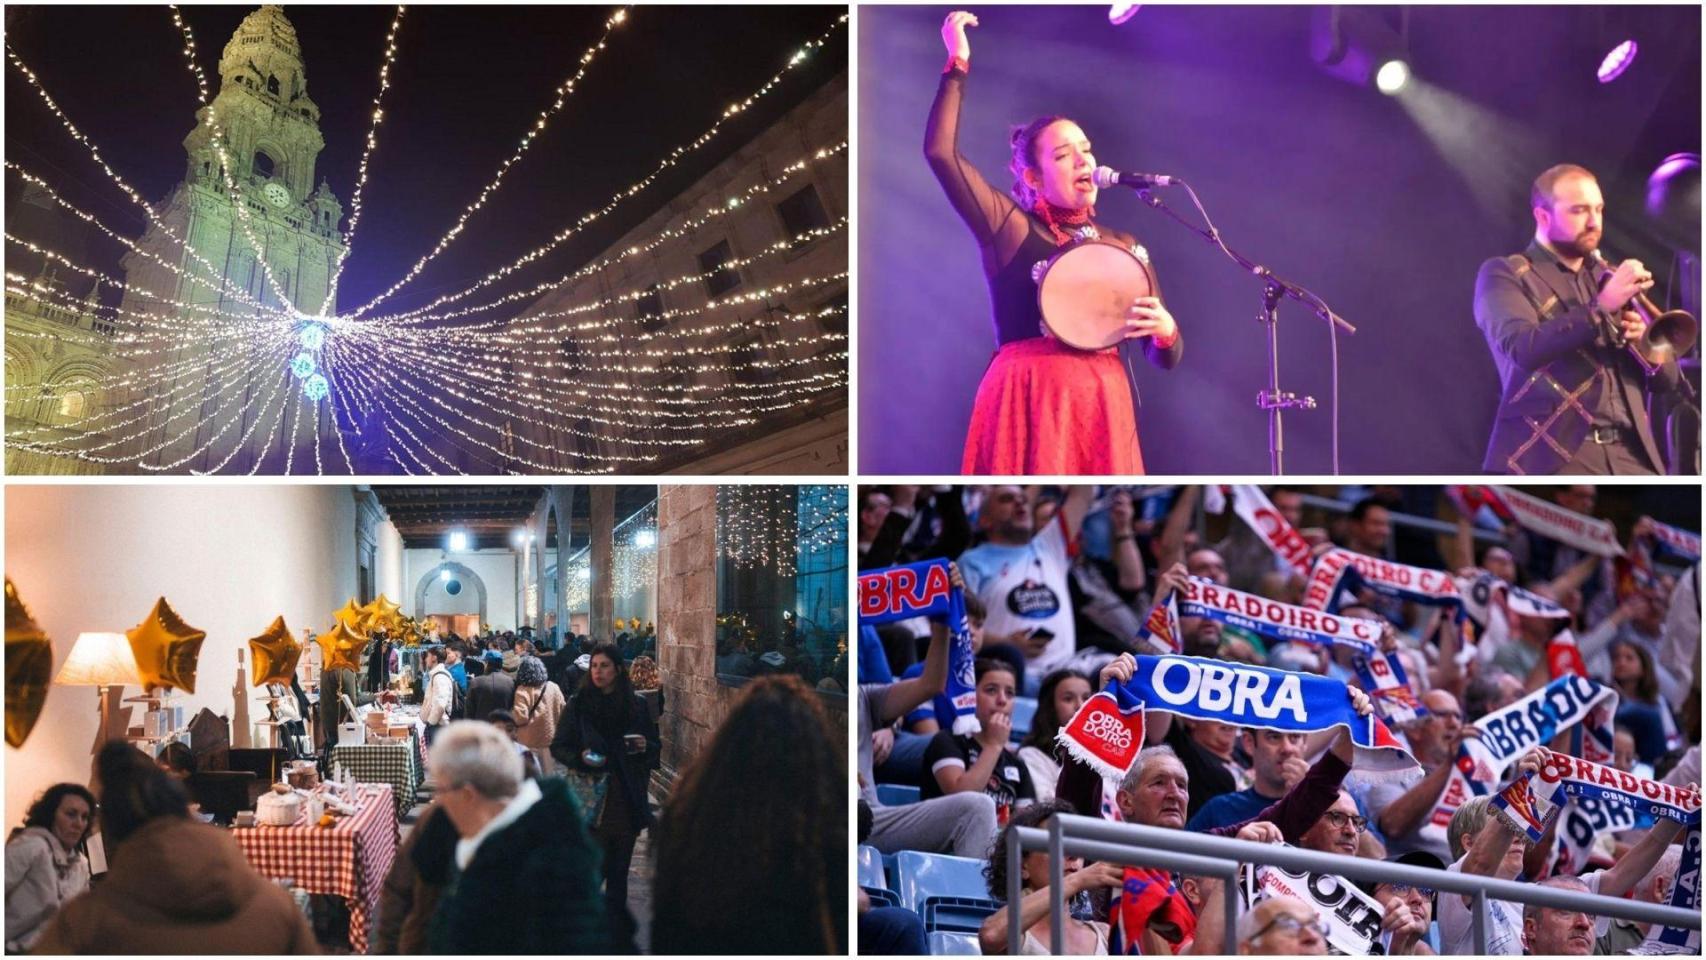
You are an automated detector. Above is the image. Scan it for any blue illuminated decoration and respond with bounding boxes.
[289,353,315,379]
[303,373,330,401]
[298,322,327,352]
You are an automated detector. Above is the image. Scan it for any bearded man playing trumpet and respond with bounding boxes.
[1474,163,1690,475]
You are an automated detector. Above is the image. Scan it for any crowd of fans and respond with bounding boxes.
[8,621,848,955]
[857,484,1701,955]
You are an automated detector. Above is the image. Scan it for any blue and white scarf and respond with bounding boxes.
[1172,576,1422,724]
[1649,520,1702,565]
[1503,750,1702,954]
[858,559,977,734]
[1057,654,1418,783]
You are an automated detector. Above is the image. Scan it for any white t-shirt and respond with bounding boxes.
[959,515,1076,675]
[1437,856,1606,955]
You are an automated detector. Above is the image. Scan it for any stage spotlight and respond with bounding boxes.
[1310,7,1412,94]
[633,529,657,548]
[1647,153,1700,255]
[448,531,468,552]
[1108,2,1140,25]
[1375,59,1410,95]
[1597,39,1638,84]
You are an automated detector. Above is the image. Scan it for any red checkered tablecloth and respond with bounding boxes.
[232,784,398,954]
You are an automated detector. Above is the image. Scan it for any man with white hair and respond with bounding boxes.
[1595,845,1683,954]
[1436,748,1693,955]
[1236,895,1327,955]
[427,721,608,953]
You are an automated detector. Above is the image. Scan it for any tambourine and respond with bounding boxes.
[1035,239,1158,351]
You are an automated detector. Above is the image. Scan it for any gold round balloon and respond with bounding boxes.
[332,598,366,632]
[248,616,302,686]
[5,578,53,748]
[317,619,370,674]
[126,597,207,694]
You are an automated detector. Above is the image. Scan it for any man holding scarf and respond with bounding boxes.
[1054,653,1377,953]
[1366,688,1479,864]
[1437,748,1694,955]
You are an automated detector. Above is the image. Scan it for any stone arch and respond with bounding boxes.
[414,561,488,625]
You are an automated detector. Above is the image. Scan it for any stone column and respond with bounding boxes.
[590,486,615,643]
[656,485,718,788]
[551,486,574,650]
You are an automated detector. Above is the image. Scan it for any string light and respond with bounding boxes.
[5,8,848,476]
[167,6,305,314]
[343,6,633,318]
[4,41,296,320]
[5,162,289,317]
[320,5,407,313]
[355,20,848,326]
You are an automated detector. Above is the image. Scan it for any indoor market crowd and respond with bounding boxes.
[856,484,1701,956]
[7,627,848,955]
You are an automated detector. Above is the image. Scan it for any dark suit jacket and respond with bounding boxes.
[1473,242,1680,474]
[466,671,516,726]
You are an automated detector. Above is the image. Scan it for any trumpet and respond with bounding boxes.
[1588,249,1698,374]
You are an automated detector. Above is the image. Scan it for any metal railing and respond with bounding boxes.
[1007,813,1700,955]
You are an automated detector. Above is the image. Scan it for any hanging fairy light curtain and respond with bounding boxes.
[614,499,658,604]
[717,485,800,575]
[560,496,659,610]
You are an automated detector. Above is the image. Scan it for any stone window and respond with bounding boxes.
[698,240,741,298]
[267,74,280,96]
[57,389,86,420]
[252,150,275,179]
[776,183,830,239]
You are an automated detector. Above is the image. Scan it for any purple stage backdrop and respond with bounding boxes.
[858,4,1701,475]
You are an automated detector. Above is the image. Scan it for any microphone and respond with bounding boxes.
[1093,166,1175,189]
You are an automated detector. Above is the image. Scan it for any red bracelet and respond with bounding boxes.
[943,54,969,76]
[1152,326,1179,350]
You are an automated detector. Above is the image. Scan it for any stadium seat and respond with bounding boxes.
[928,930,982,955]
[1009,696,1038,741]
[894,850,1000,931]
[858,844,888,890]
[922,897,1000,933]
[877,783,921,806]
[863,884,902,909]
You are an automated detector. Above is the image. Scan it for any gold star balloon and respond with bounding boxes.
[126,597,207,694]
[248,616,303,686]
[317,619,370,674]
[332,598,366,632]
[370,594,402,632]
[5,578,53,748]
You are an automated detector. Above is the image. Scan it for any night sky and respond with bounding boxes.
[4,4,848,318]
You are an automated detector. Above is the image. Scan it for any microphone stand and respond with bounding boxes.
[1125,182,1356,474]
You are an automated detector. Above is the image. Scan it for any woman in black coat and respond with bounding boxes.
[550,641,660,949]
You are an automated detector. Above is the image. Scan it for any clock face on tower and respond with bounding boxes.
[262,181,290,208]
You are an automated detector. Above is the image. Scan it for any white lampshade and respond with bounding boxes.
[53,632,142,687]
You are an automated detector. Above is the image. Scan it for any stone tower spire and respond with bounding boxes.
[184,5,326,202]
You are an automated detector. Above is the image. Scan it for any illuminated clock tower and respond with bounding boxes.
[117,5,346,473]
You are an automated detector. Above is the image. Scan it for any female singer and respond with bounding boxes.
[926,10,1182,475]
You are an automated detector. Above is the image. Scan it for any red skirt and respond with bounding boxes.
[962,337,1143,475]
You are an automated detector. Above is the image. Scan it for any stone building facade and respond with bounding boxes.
[4,184,116,476]
[111,5,346,474]
[505,73,849,476]
[652,484,847,796]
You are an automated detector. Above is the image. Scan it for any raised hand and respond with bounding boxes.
[941,11,978,60]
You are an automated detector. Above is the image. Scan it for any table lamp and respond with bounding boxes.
[54,631,142,739]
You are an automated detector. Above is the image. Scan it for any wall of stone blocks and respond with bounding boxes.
[653,484,847,798]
